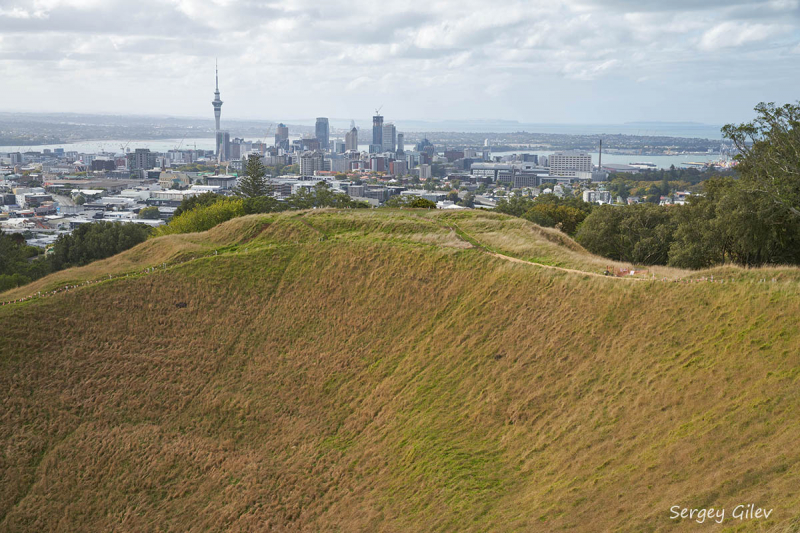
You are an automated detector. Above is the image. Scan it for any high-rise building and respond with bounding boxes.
[419,163,432,181]
[127,148,156,171]
[397,133,404,155]
[382,123,396,152]
[212,60,223,134]
[275,123,289,146]
[216,131,231,161]
[315,118,330,151]
[549,151,592,177]
[389,160,407,176]
[345,127,358,151]
[299,151,324,177]
[372,114,384,148]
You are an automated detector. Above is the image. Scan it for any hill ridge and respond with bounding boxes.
[1,209,799,531]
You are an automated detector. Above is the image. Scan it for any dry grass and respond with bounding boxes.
[1,209,799,532]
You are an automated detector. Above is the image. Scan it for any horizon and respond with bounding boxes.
[0,110,727,140]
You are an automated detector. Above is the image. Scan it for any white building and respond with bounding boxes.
[549,151,592,177]
[300,151,324,178]
[418,164,432,181]
[582,190,612,204]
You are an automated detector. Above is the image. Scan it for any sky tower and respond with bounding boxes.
[212,59,223,132]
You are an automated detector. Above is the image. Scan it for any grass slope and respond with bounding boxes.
[1,209,799,532]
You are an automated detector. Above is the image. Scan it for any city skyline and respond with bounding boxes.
[1,0,798,125]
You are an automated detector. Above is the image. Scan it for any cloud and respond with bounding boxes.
[0,0,798,124]
[699,21,792,51]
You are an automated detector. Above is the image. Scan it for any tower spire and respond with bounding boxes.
[215,58,219,92]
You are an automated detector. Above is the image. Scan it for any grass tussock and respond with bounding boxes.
[1,208,799,532]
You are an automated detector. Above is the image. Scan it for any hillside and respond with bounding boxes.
[1,209,799,532]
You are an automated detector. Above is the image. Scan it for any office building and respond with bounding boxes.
[549,151,591,177]
[315,118,329,151]
[372,114,384,149]
[275,123,289,146]
[345,127,358,151]
[419,164,432,180]
[370,156,386,173]
[397,133,404,154]
[216,131,231,161]
[382,123,396,152]
[389,160,407,176]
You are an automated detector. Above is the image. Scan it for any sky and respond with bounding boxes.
[0,0,798,126]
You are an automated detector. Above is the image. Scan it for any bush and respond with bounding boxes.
[382,195,436,209]
[174,192,224,217]
[154,198,246,236]
[138,206,161,219]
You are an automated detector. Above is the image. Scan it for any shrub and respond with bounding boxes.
[154,198,246,236]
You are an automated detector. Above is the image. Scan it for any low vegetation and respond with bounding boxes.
[155,182,368,237]
[1,209,798,531]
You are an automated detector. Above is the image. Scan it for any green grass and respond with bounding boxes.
[0,209,799,532]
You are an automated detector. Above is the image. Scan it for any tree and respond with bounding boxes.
[0,231,47,290]
[382,195,436,209]
[74,194,86,205]
[667,179,731,269]
[523,204,587,236]
[575,204,676,265]
[723,102,800,220]
[408,197,436,209]
[669,177,800,268]
[237,154,270,198]
[458,192,475,208]
[138,206,161,219]
[174,191,223,217]
[50,222,153,270]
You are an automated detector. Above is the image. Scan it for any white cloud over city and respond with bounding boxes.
[0,0,798,124]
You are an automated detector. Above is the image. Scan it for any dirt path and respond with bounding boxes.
[485,251,645,280]
[440,218,650,281]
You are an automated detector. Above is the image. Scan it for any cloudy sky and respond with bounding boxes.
[0,0,798,125]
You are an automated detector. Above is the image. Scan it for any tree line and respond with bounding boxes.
[0,222,153,292]
[498,102,800,269]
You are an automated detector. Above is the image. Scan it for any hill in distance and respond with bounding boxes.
[1,209,799,531]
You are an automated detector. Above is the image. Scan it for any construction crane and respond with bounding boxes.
[174,134,186,151]
[375,105,383,116]
[261,123,274,146]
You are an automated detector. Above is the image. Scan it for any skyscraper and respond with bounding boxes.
[382,123,396,152]
[372,114,383,150]
[345,127,358,151]
[216,131,231,161]
[315,118,330,151]
[212,60,223,133]
[275,123,288,143]
[397,133,405,155]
